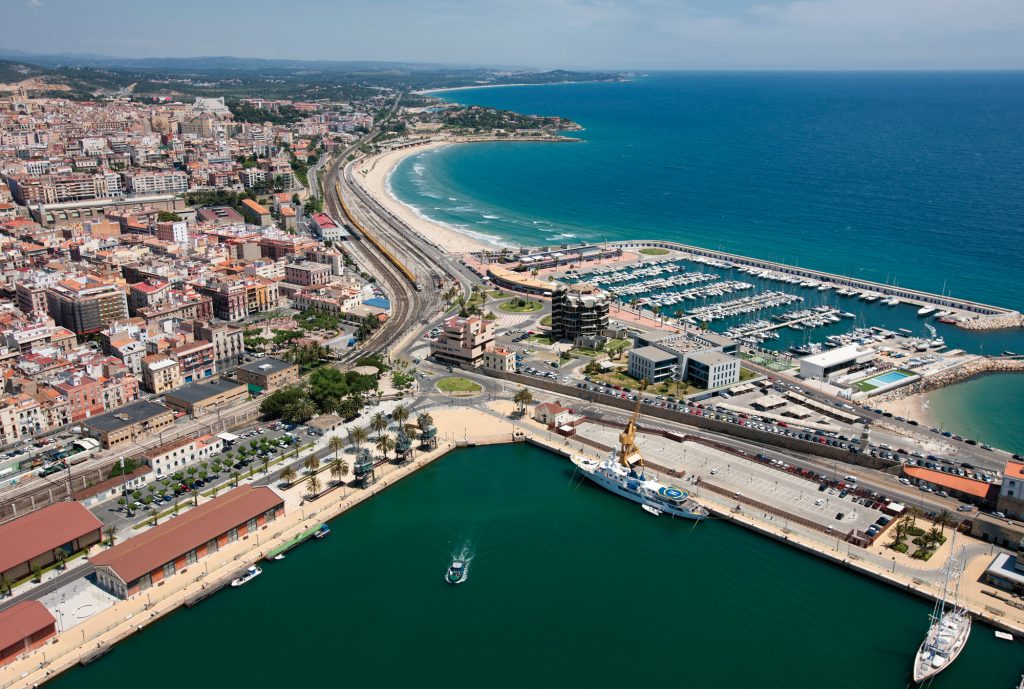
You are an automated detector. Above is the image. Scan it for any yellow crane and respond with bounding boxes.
[617,379,648,469]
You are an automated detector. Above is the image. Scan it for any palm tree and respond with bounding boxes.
[328,435,345,461]
[280,465,297,487]
[330,457,349,485]
[348,425,369,451]
[392,404,410,428]
[306,473,321,497]
[231,471,241,488]
[285,399,317,424]
[262,457,270,474]
[934,508,955,536]
[513,387,533,414]
[376,434,396,461]
[417,413,434,432]
[0,573,12,597]
[304,455,321,475]
[53,548,67,571]
[926,527,943,548]
[370,411,389,440]
[104,525,118,546]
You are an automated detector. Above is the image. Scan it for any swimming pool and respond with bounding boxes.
[855,369,917,392]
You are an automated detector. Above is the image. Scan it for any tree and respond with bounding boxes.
[0,573,12,597]
[926,527,943,548]
[330,457,349,485]
[514,387,533,414]
[304,455,321,475]
[262,457,270,475]
[376,434,396,461]
[53,548,67,571]
[32,563,43,583]
[417,413,434,432]
[231,471,241,488]
[157,211,182,222]
[370,411,389,440]
[934,509,955,536]
[306,473,322,497]
[283,398,318,424]
[391,404,410,428]
[328,435,345,462]
[280,465,297,487]
[349,425,369,450]
[104,525,118,547]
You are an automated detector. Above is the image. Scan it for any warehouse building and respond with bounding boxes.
[90,486,284,599]
[0,502,103,582]
[0,601,57,667]
[163,378,248,418]
[235,357,300,393]
[82,400,175,449]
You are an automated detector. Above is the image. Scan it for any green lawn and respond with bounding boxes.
[540,315,552,327]
[498,299,543,313]
[436,377,482,393]
[639,248,670,256]
[526,335,555,345]
[486,290,506,299]
[739,367,758,381]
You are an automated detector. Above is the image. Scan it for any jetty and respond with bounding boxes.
[263,522,326,561]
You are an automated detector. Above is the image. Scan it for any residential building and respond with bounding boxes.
[430,315,495,367]
[998,461,1024,518]
[551,283,610,343]
[285,260,331,287]
[142,434,223,476]
[309,212,348,241]
[240,198,272,226]
[482,347,516,373]
[91,486,284,599]
[193,321,244,371]
[170,339,216,384]
[235,357,299,393]
[141,354,182,394]
[45,276,129,336]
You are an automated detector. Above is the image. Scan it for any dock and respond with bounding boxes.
[264,523,325,561]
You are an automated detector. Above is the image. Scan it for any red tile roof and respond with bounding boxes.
[241,199,270,215]
[1005,461,1024,480]
[0,502,103,575]
[90,486,283,584]
[0,601,55,651]
[903,466,996,499]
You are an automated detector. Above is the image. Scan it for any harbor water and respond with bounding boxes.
[51,445,1024,689]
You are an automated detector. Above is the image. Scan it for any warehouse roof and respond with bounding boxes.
[0,502,102,575]
[83,400,170,433]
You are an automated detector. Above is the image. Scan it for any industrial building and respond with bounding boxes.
[91,486,284,599]
[0,601,57,667]
[0,502,103,582]
[163,378,248,418]
[235,357,300,393]
[83,400,175,449]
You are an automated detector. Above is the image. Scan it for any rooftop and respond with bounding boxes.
[90,486,283,584]
[237,357,295,376]
[903,465,996,499]
[164,378,245,404]
[629,345,678,364]
[0,502,103,575]
[83,400,171,433]
[0,601,54,651]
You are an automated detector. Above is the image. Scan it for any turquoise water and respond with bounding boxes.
[50,445,1024,688]
[864,370,914,387]
[392,73,1024,449]
[927,373,1024,455]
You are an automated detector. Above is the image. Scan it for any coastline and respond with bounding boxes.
[415,79,620,96]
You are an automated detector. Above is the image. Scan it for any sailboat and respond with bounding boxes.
[911,541,972,684]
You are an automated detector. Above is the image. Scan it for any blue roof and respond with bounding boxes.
[363,297,390,309]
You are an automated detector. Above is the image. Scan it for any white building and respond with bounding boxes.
[142,434,224,477]
[800,344,876,380]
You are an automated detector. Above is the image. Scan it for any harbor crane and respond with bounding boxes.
[617,379,649,470]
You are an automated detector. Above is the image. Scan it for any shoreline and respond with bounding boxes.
[415,79,620,96]
[353,136,578,253]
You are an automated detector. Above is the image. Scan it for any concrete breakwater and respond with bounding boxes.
[958,312,1024,331]
[873,357,1024,403]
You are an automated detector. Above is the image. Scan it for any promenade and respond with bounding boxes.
[3,402,1022,688]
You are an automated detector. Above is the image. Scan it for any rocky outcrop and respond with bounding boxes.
[872,357,1024,403]
[957,311,1024,331]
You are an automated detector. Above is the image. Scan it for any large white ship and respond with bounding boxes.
[575,456,708,520]
[911,542,972,683]
[573,380,708,521]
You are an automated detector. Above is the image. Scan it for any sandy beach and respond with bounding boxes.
[875,392,934,427]
[352,141,494,253]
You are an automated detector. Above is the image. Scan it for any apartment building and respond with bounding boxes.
[430,316,495,367]
[141,354,182,394]
[170,339,216,384]
[285,260,331,287]
[45,276,129,336]
[142,433,223,476]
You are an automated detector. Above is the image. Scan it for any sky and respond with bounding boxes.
[6,0,1024,70]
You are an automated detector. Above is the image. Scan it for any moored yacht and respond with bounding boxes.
[911,543,971,683]
[575,457,708,521]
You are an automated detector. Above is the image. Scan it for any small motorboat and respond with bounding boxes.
[231,565,262,587]
[642,504,663,517]
[995,630,1014,641]
[446,560,468,585]
[273,554,286,561]
[313,523,330,539]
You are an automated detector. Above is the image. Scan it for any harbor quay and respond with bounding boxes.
[4,402,1024,689]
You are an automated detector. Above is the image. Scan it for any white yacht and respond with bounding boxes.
[918,306,937,317]
[231,565,262,588]
[575,457,708,521]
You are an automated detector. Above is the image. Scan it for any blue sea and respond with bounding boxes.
[390,73,1024,452]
